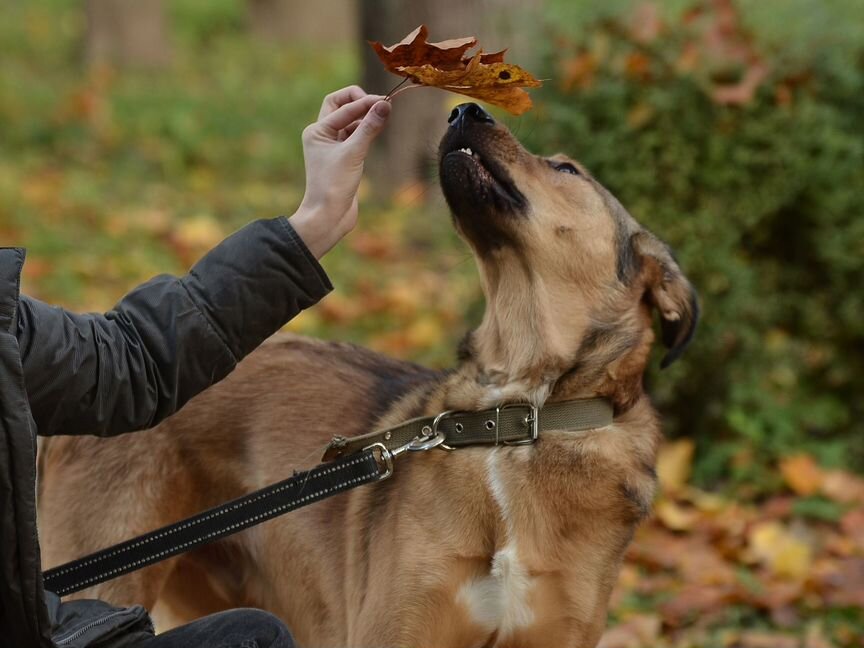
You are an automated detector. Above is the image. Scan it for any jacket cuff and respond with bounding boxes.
[179,216,335,365]
[276,216,333,297]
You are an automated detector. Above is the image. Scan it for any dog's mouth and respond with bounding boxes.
[438,129,526,217]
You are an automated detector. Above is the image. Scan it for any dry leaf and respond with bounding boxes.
[170,216,225,266]
[840,509,864,551]
[747,578,804,613]
[712,62,771,106]
[598,614,661,648]
[804,624,836,648]
[405,316,445,349]
[657,439,694,493]
[681,486,728,513]
[655,498,698,531]
[317,292,362,324]
[779,454,824,496]
[736,631,801,648]
[818,557,864,608]
[348,230,399,260]
[748,521,813,579]
[370,26,477,74]
[627,2,663,44]
[821,470,864,504]
[560,52,597,91]
[660,584,737,626]
[370,25,542,115]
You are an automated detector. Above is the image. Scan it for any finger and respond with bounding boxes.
[319,95,382,135]
[346,100,391,155]
[336,119,360,142]
[318,85,368,120]
[338,119,362,142]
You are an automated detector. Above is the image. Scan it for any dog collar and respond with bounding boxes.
[321,398,614,462]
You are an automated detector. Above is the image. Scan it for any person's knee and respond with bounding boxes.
[222,608,294,648]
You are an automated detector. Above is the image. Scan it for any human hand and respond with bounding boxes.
[289,86,391,258]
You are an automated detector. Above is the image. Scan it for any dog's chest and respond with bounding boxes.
[454,451,537,636]
[456,545,535,636]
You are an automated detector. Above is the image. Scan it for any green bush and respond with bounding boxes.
[525,1,864,487]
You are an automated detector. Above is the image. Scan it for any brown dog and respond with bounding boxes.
[38,103,698,648]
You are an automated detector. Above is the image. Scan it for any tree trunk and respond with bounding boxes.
[360,0,544,201]
[85,0,172,69]
[361,0,475,200]
[248,0,355,46]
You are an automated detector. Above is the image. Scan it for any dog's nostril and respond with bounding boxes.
[449,102,495,127]
[467,104,491,122]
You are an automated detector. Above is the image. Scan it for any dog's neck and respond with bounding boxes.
[465,254,653,412]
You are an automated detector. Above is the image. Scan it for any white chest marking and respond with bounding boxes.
[456,451,535,635]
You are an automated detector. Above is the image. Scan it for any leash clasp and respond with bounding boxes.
[364,415,449,481]
[365,443,395,481]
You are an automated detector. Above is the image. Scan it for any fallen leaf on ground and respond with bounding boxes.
[840,508,864,551]
[657,439,694,493]
[598,614,661,648]
[780,454,824,496]
[734,631,801,648]
[348,230,399,260]
[680,486,727,513]
[370,25,542,115]
[804,624,836,648]
[169,216,225,266]
[660,584,738,625]
[821,470,864,504]
[655,498,698,531]
[813,557,864,608]
[747,520,813,579]
[317,292,362,324]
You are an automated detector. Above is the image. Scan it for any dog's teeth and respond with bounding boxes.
[458,147,474,156]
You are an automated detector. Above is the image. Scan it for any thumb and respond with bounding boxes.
[346,100,391,156]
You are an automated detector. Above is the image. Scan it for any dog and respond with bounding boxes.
[38,102,698,648]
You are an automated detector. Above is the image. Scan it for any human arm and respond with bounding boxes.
[290,85,391,258]
[16,87,390,436]
[17,218,328,436]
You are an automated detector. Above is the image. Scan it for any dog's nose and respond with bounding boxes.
[448,102,495,128]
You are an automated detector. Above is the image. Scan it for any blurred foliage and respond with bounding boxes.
[600,442,864,648]
[2,2,864,646]
[2,0,863,483]
[0,0,478,370]
[525,0,864,489]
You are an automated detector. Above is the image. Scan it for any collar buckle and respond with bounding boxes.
[501,404,539,446]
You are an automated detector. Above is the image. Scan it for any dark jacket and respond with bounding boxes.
[0,216,332,648]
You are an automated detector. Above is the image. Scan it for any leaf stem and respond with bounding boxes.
[387,83,424,101]
[384,77,410,100]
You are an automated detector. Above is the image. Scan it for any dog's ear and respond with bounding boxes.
[632,231,699,368]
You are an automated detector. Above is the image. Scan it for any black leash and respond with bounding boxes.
[43,399,613,597]
[43,449,384,596]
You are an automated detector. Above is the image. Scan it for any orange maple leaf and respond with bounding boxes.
[369,25,542,116]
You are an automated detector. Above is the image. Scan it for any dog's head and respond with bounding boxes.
[438,103,698,408]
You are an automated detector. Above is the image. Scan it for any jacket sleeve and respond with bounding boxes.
[16,216,332,437]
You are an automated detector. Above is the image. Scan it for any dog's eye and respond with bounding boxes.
[554,162,580,176]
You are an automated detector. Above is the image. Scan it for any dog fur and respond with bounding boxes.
[38,107,697,648]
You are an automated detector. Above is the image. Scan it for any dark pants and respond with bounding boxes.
[136,609,294,648]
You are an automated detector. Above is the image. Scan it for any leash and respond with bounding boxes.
[42,398,612,596]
